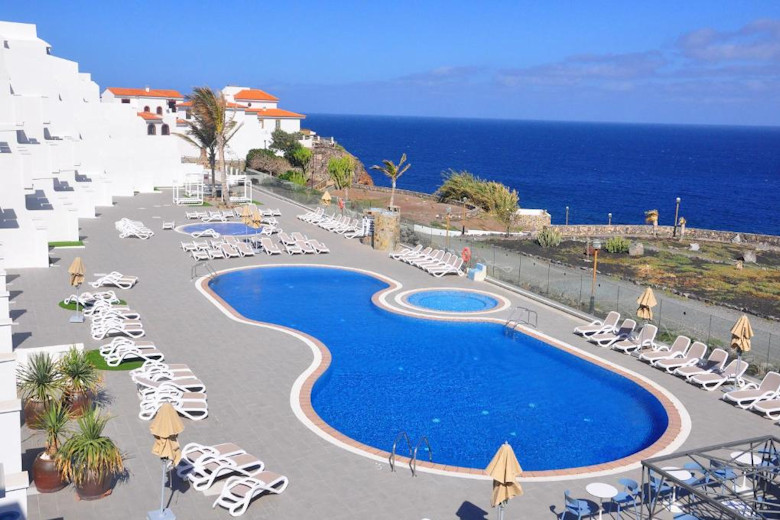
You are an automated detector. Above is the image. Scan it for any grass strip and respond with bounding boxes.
[85,349,143,371]
[48,241,84,248]
[59,299,126,311]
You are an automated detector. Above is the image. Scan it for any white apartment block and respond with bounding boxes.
[102,85,306,162]
[0,21,187,270]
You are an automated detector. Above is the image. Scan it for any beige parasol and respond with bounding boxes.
[486,442,523,518]
[68,257,85,287]
[150,403,184,465]
[250,209,263,229]
[321,190,332,206]
[636,287,657,321]
[730,314,754,356]
[240,204,253,226]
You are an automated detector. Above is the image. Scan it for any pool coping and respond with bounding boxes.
[196,263,691,482]
[394,287,512,316]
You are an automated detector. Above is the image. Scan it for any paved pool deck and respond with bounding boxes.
[11,188,774,520]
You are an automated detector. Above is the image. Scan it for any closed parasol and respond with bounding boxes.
[486,442,523,520]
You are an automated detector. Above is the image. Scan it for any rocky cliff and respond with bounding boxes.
[309,142,374,188]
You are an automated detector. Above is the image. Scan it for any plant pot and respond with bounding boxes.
[75,472,113,501]
[66,391,92,417]
[23,400,47,429]
[32,452,67,493]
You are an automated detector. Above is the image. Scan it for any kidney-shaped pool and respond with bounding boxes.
[207,266,670,472]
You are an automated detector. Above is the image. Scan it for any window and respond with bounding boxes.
[0,142,11,153]
[275,119,281,130]
[147,124,156,136]
[143,106,150,113]
[121,99,130,104]
[156,106,163,115]
[259,119,264,129]
[168,100,176,112]
[161,124,170,136]
[185,111,191,120]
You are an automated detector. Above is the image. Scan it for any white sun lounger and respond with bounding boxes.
[192,250,210,260]
[63,290,120,306]
[690,359,749,391]
[135,376,206,397]
[639,335,691,364]
[89,272,138,290]
[91,319,145,340]
[221,243,242,258]
[308,239,330,254]
[129,360,192,380]
[102,345,164,367]
[674,348,729,379]
[177,442,247,478]
[187,453,265,491]
[235,242,256,256]
[429,256,465,277]
[612,324,658,354]
[589,319,637,347]
[98,337,156,356]
[162,221,175,230]
[191,229,220,238]
[390,244,422,261]
[724,372,780,409]
[212,472,289,516]
[283,241,304,255]
[574,311,620,336]
[749,396,780,420]
[139,390,209,421]
[656,342,708,373]
[295,239,317,254]
[259,237,282,255]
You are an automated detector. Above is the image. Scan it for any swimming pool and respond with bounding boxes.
[207,266,671,472]
[406,289,499,312]
[178,222,258,236]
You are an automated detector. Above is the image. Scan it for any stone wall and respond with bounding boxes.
[552,224,780,246]
[372,210,400,251]
[516,212,551,231]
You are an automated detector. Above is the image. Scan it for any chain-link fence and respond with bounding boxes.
[249,173,779,374]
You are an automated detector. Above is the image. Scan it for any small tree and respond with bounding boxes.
[645,209,659,237]
[290,147,313,185]
[370,153,411,208]
[270,129,303,157]
[488,182,519,235]
[327,156,356,202]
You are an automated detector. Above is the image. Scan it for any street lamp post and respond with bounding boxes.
[461,197,467,235]
[565,206,569,226]
[673,197,681,237]
[588,239,602,314]
[608,213,612,225]
[445,206,451,249]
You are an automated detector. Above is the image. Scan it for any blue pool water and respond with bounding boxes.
[208,266,669,471]
[407,290,499,312]
[180,222,257,236]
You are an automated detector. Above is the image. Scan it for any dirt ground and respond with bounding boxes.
[330,186,509,231]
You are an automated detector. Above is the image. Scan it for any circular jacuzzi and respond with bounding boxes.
[405,289,501,313]
[178,222,257,236]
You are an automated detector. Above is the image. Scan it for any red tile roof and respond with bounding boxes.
[137,111,162,121]
[247,107,306,119]
[176,118,188,125]
[109,87,184,99]
[233,88,279,102]
[177,101,246,110]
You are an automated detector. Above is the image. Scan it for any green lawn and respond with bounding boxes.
[85,349,143,371]
[48,241,84,248]
[59,299,126,311]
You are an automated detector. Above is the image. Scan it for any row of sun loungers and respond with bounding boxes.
[181,236,257,260]
[180,233,330,258]
[389,245,465,277]
[185,207,282,222]
[176,441,288,516]
[278,232,330,255]
[572,311,780,420]
[297,208,370,239]
[115,218,154,239]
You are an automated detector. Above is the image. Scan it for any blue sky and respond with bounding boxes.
[4,1,780,125]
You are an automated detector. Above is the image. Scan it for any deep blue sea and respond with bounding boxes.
[209,266,668,470]
[306,114,780,235]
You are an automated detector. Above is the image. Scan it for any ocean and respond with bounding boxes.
[305,114,780,236]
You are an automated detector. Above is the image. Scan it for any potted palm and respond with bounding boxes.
[59,347,101,417]
[32,400,70,492]
[56,406,124,500]
[17,353,63,428]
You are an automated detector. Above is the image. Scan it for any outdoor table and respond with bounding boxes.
[662,466,692,513]
[586,482,618,520]
[731,451,762,492]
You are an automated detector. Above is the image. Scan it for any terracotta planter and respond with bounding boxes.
[75,472,113,501]
[66,391,92,417]
[23,400,47,429]
[32,453,67,493]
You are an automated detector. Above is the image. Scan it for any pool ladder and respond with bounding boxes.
[191,260,217,280]
[389,431,433,477]
[506,305,538,332]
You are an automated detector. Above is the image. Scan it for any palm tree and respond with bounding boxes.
[645,209,659,237]
[176,112,217,191]
[371,153,411,209]
[186,87,241,203]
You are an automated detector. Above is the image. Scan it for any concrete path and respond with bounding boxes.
[11,188,775,520]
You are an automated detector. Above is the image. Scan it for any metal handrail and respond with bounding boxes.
[507,306,538,329]
[389,431,412,473]
[410,436,433,477]
[191,260,217,280]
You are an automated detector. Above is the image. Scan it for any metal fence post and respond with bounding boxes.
[492,246,496,277]
[657,299,663,331]
[579,274,583,309]
[546,262,551,295]
[616,286,620,312]
[706,315,713,344]
[768,334,773,365]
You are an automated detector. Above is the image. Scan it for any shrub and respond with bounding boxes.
[536,227,562,248]
[605,236,630,254]
[279,170,307,186]
[248,152,290,176]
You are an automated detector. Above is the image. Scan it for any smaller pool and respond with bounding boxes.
[406,290,499,312]
[179,222,258,236]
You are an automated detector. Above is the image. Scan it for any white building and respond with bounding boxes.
[102,85,306,162]
[0,21,187,270]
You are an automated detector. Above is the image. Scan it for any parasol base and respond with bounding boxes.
[146,509,175,520]
[69,314,84,324]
